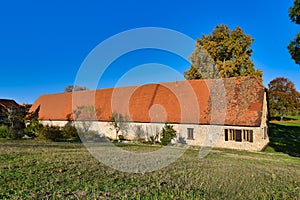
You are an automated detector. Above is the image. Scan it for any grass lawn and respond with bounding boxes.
[0,139,299,199]
[266,116,300,157]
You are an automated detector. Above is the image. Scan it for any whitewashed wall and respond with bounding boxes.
[40,120,269,151]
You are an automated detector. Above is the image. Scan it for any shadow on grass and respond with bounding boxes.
[268,123,300,157]
[269,116,299,121]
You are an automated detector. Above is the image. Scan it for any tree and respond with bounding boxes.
[160,123,177,146]
[288,34,300,65]
[184,24,263,81]
[184,45,219,79]
[1,104,29,138]
[109,112,129,140]
[268,77,299,120]
[288,0,300,65]
[289,0,300,24]
[64,85,88,92]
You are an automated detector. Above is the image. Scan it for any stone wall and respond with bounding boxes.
[41,120,269,151]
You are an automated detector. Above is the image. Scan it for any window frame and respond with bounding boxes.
[225,129,253,143]
[187,128,194,140]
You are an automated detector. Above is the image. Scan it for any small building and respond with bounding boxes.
[0,99,21,124]
[29,76,269,151]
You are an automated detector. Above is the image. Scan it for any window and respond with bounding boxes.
[263,127,267,139]
[235,130,242,142]
[187,128,194,139]
[242,130,253,142]
[225,129,253,143]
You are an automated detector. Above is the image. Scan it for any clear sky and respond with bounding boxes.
[0,0,299,104]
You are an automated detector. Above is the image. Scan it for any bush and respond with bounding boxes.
[0,125,23,139]
[9,129,24,139]
[78,129,100,142]
[61,125,79,139]
[0,125,10,138]
[160,123,177,146]
[38,125,63,141]
[24,119,43,137]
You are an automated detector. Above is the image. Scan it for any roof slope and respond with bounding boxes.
[29,76,265,127]
[0,99,20,109]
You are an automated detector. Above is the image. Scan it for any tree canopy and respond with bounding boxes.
[64,85,88,92]
[184,24,263,81]
[288,0,300,65]
[289,0,300,24]
[184,44,219,79]
[268,77,299,120]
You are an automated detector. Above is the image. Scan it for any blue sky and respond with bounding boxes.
[0,0,299,104]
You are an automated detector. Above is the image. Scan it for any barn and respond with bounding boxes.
[29,76,269,151]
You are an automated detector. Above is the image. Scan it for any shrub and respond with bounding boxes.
[24,119,43,137]
[9,129,24,139]
[38,125,63,141]
[0,125,10,138]
[61,125,79,139]
[78,129,100,142]
[160,123,177,146]
[0,125,23,139]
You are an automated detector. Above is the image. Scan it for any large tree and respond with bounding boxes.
[184,44,219,79]
[184,24,263,81]
[268,77,299,120]
[288,0,300,65]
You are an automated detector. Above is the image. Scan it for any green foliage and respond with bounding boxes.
[0,125,10,138]
[79,129,100,141]
[185,24,263,81]
[25,118,79,141]
[0,125,23,139]
[287,33,300,65]
[38,125,63,141]
[1,105,27,133]
[289,0,300,24]
[61,125,79,139]
[24,118,43,137]
[160,123,177,146]
[288,0,300,64]
[184,45,219,79]
[268,77,299,120]
[39,125,81,141]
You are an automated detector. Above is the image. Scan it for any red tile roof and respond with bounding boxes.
[0,99,20,109]
[29,76,265,127]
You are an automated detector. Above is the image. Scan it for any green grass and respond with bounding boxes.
[286,115,300,120]
[267,116,300,157]
[0,139,299,199]
[270,115,300,121]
